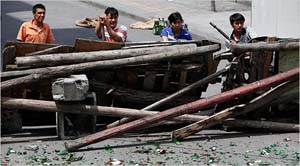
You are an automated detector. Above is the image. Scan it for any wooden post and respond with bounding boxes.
[64,68,299,151]
[171,80,299,139]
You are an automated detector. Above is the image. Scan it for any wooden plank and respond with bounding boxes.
[74,38,122,52]
[4,41,58,57]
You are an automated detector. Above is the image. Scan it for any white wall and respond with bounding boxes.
[252,0,300,38]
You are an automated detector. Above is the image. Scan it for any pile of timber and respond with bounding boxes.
[1,38,299,152]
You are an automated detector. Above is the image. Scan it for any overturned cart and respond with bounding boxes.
[1,39,220,136]
[1,37,299,152]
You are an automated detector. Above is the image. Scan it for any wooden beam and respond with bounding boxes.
[64,68,299,151]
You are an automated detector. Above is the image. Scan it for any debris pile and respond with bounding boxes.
[1,37,299,157]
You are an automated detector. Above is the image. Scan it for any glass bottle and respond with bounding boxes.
[153,20,160,35]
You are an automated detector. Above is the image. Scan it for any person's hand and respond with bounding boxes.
[99,14,106,24]
[230,40,236,45]
[99,14,110,27]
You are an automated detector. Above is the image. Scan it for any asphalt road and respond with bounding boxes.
[1,1,161,50]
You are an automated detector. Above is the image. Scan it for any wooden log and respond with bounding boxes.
[25,45,74,56]
[122,40,206,49]
[1,44,221,90]
[106,66,229,128]
[74,38,122,52]
[171,80,299,139]
[16,44,196,67]
[230,41,299,52]
[64,68,299,151]
[223,119,299,132]
[124,40,203,47]
[1,97,208,123]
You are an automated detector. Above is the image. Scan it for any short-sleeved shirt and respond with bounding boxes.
[104,24,127,42]
[161,27,192,41]
[17,20,55,43]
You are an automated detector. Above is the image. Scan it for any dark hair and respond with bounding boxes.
[105,7,119,17]
[32,4,46,14]
[168,12,183,24]
[230,13,245,25]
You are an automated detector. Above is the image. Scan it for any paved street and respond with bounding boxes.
[1,1,299,166]
[1,0,161,49]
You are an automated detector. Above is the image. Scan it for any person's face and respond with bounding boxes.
[232,20,244,32]
[107,13,118,29]
[171,19,183,31]
[33,8,45,23]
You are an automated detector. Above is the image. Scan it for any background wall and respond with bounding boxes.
[252,0,300,38]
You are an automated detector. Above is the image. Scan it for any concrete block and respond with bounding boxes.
[52,75,89,101]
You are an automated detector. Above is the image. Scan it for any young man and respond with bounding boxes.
[161,12,192,41]
[226,13,256,48]
[17,3,55,43]
[95,7,127,42]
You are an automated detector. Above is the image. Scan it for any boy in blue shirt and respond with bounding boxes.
[161,12,192,41]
